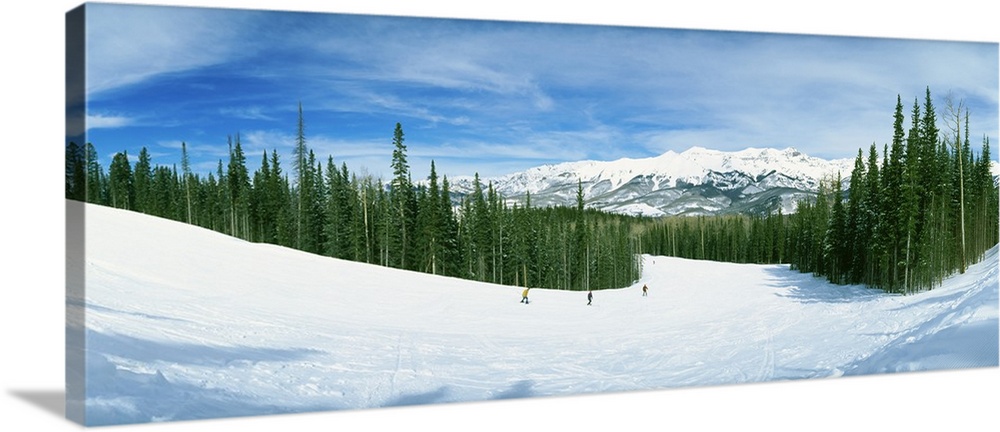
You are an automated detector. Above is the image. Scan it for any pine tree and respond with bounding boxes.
[214,159,229,233]
[439,175,461,277]
[133,147,153,214]
[388,122,416,269]
[825,172,847,284]
[108,151,133,210]
[488,182,503,283]
[85,143,106,205]
[845,149,866,284]
[417,161,444,274]
[228,134,250,240]
[66,142,86,201]
[573,180,589,290]
[882,96,909,291]
[914,91,940,287]
[358,175,379,264]
[150,165,178,219]
[973,137,998,258]
[301,150,327,254]
[944,95,969,273]
[904,98,929,290]
[293,102,308,249]
[263,150,291,247]
[324,156,343,257]
[470,173,488,280]
[250,152,270,243]
[181,142,194,224]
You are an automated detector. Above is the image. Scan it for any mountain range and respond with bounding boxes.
[448,146,857,217]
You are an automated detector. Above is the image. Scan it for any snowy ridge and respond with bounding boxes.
[76,201,998,426]
[449,146,855,216]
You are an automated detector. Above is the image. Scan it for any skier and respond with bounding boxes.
[521,288,530,304]
[642,284,648,297]
[587,290,593,305]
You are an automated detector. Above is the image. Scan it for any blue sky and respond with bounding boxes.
[75,2,999,182]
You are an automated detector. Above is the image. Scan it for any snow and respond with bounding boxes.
[449,146,856,216]
[606,203,667,217]
[477,146,853,198]
[70,201,999,427]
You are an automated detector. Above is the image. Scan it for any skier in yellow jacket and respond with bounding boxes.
[521,288,530,304]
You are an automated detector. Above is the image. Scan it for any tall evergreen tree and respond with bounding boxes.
[181,142,194,224]
[85,143,106,205]
[845,149,866,284]
[882,96,909,291]
[133,147,153,214]
[293,102,308,249]
[573,180,589,290]
[825,172,847,283]
[388,122,415,269]
[324,156,343,257]
[108,151,133,210]
[66,142,87,201]
[944,95,969,273]
[250,151,270,243]
[417,161,444,274]
[439,175,461,277]
[227,134,250,240]
[300,150,327,254]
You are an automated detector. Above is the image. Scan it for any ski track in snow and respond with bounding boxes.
[74,201,999,426]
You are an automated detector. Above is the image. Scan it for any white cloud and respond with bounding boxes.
[86,114,133,130]
[78,4,998,179]
[84,4,262,97]
[219,107,277,121]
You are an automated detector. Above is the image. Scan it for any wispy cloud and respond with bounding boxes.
[218,107,278,121]
[84,4,264,97]
[86,113,134,130]
[81,5,998,182]
[353,91,473,126]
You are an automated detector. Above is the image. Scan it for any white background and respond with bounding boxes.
[2,1,997,431]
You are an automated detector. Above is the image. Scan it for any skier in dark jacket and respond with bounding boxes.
[587,290,593,305]
[642,284,648,297]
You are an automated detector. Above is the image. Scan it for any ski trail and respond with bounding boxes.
[758,332,776,382]
[77,203,999,426]
[391,333,403,399]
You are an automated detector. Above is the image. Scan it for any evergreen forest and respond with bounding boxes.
[66,89,998,295]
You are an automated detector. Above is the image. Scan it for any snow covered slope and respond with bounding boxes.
[448,147,855,216]
[75,202,998,426]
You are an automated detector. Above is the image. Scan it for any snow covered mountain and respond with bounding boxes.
[450,147,856,217]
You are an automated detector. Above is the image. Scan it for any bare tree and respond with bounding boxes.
[944,92,967,273]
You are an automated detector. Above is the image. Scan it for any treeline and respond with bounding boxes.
[65,109,641,291]
[635,88,998,294]
[787,89,998,294]
[636,211,788,265]
[64,89,996,295]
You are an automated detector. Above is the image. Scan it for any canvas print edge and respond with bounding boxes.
[61,1,999,429]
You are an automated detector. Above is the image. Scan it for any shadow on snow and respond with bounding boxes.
[83,330,333,426]
[762,266,886,304]
[382,379,536,408]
